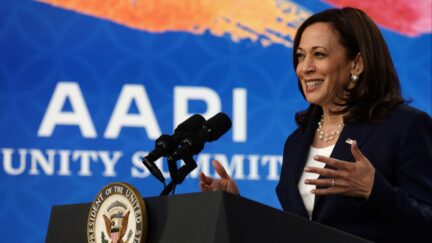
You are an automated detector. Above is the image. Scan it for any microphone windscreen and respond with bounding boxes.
[204,112,232,142]
[175,114,206,134]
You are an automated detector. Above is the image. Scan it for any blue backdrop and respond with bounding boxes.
[0,0,431,242]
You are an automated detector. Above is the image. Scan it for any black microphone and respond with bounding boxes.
[168,112,232,161]
[142,114,205,183]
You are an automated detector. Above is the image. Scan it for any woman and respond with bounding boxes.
[199,7,432,242]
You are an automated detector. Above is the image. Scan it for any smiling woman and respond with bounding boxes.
[280,8,432,242]
[200,7,432,243]
[292,8,404,129]
[295,22,361,116]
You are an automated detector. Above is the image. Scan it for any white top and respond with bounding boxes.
[298,145,335,219]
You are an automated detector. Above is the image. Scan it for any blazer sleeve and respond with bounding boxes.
[365,110,432,235]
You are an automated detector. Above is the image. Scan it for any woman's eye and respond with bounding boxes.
[314,52,325,57]
[296,53,304,60]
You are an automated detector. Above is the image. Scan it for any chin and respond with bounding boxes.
[304,95,323,106]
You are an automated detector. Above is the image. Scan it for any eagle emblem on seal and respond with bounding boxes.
[102,200,130,243]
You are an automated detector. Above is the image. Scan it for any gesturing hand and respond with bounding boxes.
[304,141,375,199]
[199,160,240,195]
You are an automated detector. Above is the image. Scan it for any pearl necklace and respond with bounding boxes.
[317,115,344,142]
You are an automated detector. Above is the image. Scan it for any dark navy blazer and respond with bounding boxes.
[276,104,432,243]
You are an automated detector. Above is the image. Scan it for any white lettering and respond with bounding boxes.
[131,151,151,178]
[58,150,72,176]
[1,148,282,182]
[174,86,221,128]
[247,154,261,180]
[37,82,97,138]
[104,85,161,139]
[131,152,169,178]
[72,150,98,176]
[213,153,245,179]
[98,151,122,176]
[261,155,282,180]
[233,88,247,142]
[38,83,247,143]
[29,149,56,175]
[2,148,26,175]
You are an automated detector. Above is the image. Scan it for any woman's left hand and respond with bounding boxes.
[304,140,375,199]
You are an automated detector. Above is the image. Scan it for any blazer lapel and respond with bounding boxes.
[312,121,375,218]
[289,114,320,217]
[331,121,375,162]
[293,117,320,185]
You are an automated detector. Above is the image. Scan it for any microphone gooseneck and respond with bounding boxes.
[161,112,232,195]
[142,114,206,184]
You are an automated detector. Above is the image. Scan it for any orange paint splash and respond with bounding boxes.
[38,0,311,47]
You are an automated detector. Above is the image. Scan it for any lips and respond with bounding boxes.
[304,79,324,91]
[306,80,324,87]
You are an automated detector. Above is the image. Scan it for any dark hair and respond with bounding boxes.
[293,7,404,128]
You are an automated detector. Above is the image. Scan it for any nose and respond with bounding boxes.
[298,56,315,74]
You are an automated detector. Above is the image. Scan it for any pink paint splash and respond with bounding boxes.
[322,0,432,37]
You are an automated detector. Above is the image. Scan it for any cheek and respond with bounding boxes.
[325,65,348,83]
[295,61,305,75]
[295,65,301,77]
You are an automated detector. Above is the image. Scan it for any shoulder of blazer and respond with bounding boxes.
[373,104,431,130]
[284,114,322,151]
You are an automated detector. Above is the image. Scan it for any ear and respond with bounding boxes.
[351,52,364,76]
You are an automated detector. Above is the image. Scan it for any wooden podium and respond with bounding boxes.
[46,191,370,243]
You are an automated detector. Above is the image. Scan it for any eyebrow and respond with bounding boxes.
[297,46,328,51]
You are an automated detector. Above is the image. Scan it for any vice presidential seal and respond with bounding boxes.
[87,182,147,243]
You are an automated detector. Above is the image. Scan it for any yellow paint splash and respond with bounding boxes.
[38,0,311,47]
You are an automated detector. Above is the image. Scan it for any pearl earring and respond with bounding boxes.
[351,74,359,81]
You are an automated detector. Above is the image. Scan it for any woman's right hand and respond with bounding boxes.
[199,160,240,195]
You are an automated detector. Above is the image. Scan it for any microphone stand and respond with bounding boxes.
[161,156,197,195]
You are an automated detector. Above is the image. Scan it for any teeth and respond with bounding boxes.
[306,80,323,86]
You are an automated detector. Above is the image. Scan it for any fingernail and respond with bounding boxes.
[304,167,311,172]
[304,179,310,184]
[310,189,315,194]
